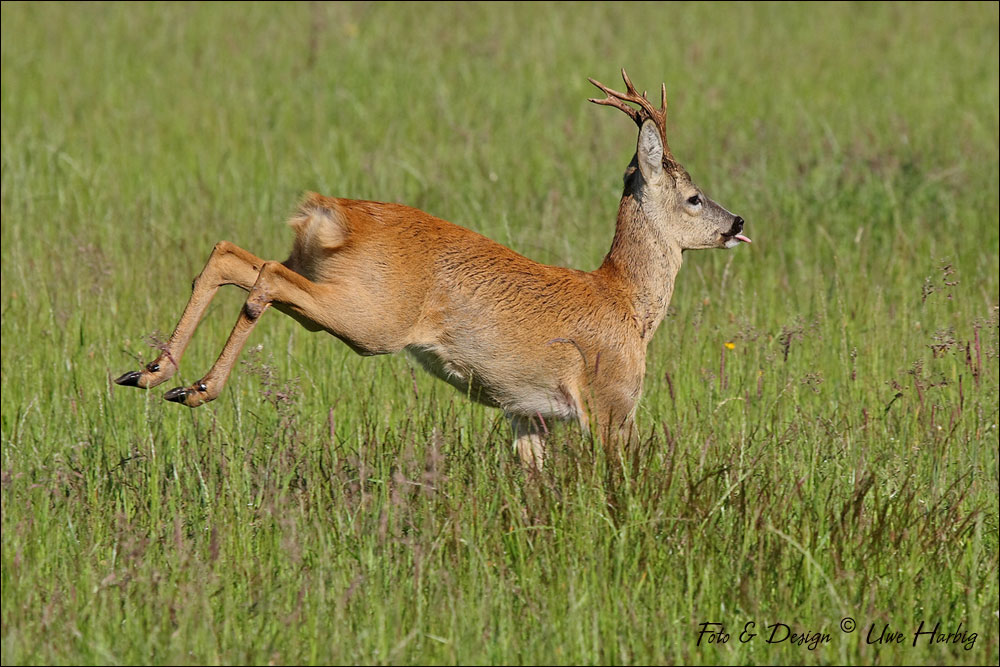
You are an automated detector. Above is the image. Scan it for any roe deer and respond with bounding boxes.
[114,69,750,469]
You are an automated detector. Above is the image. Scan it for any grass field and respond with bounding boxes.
[2,2,998,664]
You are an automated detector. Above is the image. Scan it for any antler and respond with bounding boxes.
[588,69,676,166]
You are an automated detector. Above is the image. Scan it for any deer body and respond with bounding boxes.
[115,71,749,468]
[286,194,653,431]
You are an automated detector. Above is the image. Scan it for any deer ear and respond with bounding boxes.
[636,119,664,183]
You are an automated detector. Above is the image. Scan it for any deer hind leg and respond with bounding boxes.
[508,414,546,471]
[115,241,266,389]
[162,260,326,407]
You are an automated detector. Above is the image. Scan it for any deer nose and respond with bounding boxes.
[730,216,744,235]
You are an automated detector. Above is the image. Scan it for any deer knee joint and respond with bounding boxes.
[244,299,267,321]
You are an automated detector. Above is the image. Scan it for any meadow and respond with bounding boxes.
[1,2,997,664]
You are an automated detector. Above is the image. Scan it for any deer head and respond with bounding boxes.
[589,69,750,251]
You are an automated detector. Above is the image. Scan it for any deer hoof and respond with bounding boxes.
[163,386,191,404]
[115,370,144,387]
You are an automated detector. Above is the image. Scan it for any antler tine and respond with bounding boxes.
[620,67,638,96]
[587,77,643,127]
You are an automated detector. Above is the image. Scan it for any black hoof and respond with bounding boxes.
[115,370,143,387]
[163,386,190,404]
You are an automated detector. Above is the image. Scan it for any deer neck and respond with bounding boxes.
[598,187,683,340]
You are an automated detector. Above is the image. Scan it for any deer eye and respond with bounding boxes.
[687,194,702,206]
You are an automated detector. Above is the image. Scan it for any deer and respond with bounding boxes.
[114,69,750,469]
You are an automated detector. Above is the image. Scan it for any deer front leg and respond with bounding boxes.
[594,408,639,468]
[115,241,267,389]
[162,261,323,407]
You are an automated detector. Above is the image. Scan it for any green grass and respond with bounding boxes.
[2,1,997,664]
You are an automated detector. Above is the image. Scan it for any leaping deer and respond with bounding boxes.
[114,70,750,469]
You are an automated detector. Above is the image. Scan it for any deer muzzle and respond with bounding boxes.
[723,216,751,248]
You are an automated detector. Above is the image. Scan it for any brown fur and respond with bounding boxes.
[115,71,747,469]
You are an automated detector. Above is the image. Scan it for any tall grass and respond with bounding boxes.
[2,2,997,664]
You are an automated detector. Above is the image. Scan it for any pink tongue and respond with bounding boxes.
[735,234,752,244]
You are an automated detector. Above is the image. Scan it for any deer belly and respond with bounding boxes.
[404,344,580,420]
